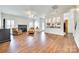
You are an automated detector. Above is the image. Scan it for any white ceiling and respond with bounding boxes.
[0,5,76,18]
[47,5,76,17]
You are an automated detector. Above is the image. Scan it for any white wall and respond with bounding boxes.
[28,21,34,31]
[1,13,29,28]
[45,8,76,35]
[1,13,43,32]
[74,9,79,48]
[63,7,79,48]
[64,10,75,34]
[0,11,1,29]
[34,18,40,31]
[39,18,45,31]
[45,14,64,35]
[27,17,44,31]
[1,13,45,32]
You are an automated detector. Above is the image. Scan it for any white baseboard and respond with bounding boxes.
[45,31,65,36]
[74,32,79,48]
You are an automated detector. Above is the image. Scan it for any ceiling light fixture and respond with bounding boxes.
[52,5,58,10]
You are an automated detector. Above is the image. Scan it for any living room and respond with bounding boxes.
[0,5,79,53]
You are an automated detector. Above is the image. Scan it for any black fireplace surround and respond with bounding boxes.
[18,25,27,32]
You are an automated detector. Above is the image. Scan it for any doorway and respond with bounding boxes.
[41,22,45,31]
[64,19,68,34]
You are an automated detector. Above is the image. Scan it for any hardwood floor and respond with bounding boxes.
[0,32,78,53]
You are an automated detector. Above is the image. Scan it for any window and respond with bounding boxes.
[5,20,14,29]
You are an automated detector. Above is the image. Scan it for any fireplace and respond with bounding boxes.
[18,25,27,32]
